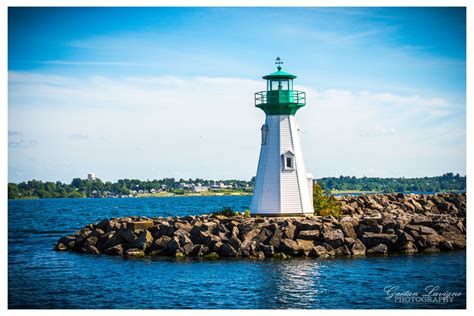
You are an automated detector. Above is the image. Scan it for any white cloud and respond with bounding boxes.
[8,72,465,182]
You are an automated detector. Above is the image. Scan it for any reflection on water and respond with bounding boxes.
[264,259,322,308]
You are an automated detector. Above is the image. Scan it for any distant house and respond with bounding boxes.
[87,173,96,180]
[193,186,209,193]
[179,183,192,189]
[150,189,156,194]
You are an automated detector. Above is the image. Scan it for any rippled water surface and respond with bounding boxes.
[9,197,466,309]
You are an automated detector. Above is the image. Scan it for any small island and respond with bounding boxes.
[55,192,466,259]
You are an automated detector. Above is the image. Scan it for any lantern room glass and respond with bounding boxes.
[267,79,293,91]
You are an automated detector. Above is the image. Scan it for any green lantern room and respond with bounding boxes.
[255,58,306,116]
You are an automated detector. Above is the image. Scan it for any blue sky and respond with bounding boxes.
[8,7,466,182]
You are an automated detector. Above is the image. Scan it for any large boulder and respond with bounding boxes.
[262,245,275,257]
[282,223,297,240]
[308,245,329,258]
[350,239,366,256]
[240,240,258,257]
[219,243,238,257]
[128,220,154,231]
[128,230,153,250]
[191,244,209,257]
[125,248,145,257]
[297,230,320,240]
[299,220,322,231]
[268,228,283,248]
[361,232,398,249]
[254,228,272,245]
[323,229,345,248]
[396,241,418,254]
[151,235,171,251]
[335,245,351,256]
[340,220,357,239]
[97,230,123,251]
[366,243,388,255]
[356,224,383,236]
[240,226,261,242]
[279,238,304,256]
[296,239,316,254]
[104,244,124,256]
[167,237,181,254]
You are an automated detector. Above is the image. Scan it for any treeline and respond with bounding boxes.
[7,177,253,199]
[8,173,466,200]
[317,173,466,193]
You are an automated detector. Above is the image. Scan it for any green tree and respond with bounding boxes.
[313,183,341,217]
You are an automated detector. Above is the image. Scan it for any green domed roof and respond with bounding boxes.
[262,68,297,79]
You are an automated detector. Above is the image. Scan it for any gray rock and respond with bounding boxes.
[268,228,283,248]
[366,243,388,254]
[296,239,316,254]
[439,240,454,251]
[54,243,68,251]
[254,228,272,244]
[424,246,440,253]
[340,221,357,239]
[191,244,209,257]
[122,229,137,243]
[128,230,153,251]
[256,251,266,260]
[167,237,181,254]
[308,245,329,258]
[361,232,398,249]
[335,245,351,256]
[153,235,171,250]
[350,239,366,256]
[282,223,297,240]
[262,245,275,257]
[240,240,258,257]
[396,241,418,253]
[125,248,145,257]
[323,229,345,248]
[297,230,320,240]
[322,243,336,256]
[299,220,322,231]
[104,244,124,256]
[279,238,303,256]
[219,243,238,257]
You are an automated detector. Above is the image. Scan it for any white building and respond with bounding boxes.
[250,62,314,216]
[193,186,209,193]
[87,173,96,180]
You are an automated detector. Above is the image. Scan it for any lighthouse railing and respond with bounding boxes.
[255,90,306,106]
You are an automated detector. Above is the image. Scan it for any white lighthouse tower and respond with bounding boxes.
[250,58,314,216]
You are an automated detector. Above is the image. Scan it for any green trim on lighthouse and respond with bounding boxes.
[255,58,306,116]
[262,70,297,79]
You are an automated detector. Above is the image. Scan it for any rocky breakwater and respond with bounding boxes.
[55,193,466,259]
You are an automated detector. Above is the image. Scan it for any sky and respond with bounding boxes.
[8,7,466,183]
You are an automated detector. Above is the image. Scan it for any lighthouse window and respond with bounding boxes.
[271,80,279,90]
[282,152,295,170]
[280,80,289,90]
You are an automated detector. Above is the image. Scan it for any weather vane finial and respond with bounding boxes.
[275,56,283,71]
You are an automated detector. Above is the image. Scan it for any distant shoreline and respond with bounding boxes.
[8,190,467,201]
[9,191,254,200]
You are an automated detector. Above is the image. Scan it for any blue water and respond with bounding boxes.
[9,197,466,309]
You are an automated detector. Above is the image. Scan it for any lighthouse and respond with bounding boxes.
[250,58,314,216]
